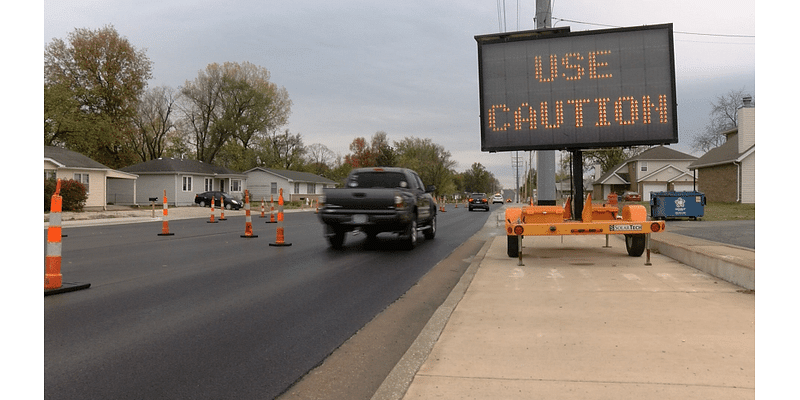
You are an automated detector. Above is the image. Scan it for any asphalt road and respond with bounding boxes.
[663,220,755,249]
[45,206,495,400]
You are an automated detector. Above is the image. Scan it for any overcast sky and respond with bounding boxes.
[42,0,755,188]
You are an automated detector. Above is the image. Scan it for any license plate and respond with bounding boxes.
[352,214,368,224]
[610,224,642,232]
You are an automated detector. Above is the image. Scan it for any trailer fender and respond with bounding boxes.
[621,205,647,222]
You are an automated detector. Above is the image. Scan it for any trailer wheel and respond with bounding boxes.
[625,234,646,257]
[507,235,519,258]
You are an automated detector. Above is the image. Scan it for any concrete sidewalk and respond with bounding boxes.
[44,205,314,228]
[374,229,755,399]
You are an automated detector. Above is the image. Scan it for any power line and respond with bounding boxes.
[552,17,755,38]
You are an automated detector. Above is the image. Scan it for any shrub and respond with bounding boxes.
[45,178,88,212]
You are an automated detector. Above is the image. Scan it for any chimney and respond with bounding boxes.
[737,97,755,153]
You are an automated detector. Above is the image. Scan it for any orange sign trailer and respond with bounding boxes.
[504,193,665,259]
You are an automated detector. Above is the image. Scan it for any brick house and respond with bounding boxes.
[688,99,755,204]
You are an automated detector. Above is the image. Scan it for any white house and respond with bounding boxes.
[593,146,698,202]
[244,167,337,203]
[115,158,247,206]
[44,146,138,210]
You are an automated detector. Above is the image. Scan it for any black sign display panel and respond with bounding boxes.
[475,24,677,152]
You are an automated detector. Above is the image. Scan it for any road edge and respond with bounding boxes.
[370,214,499,400]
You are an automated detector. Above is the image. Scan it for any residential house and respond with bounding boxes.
[114,158,247,206]
[689,98,755,204]
[44,146,138,210]
[244,167,337,203]
[593,146,698,202]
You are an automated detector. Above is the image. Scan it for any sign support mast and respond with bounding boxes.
[535,0,557,207]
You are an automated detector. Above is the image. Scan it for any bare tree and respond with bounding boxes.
[131,86,179,161]
[692,88,753,153]
[305,143,336,175]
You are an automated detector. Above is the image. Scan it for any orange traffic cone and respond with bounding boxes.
[260,197,266,218]
[219,195,227,221]
[240,190,258,238]
[208,194,218,223]
[158,189,174,236]
[267,195,277,223]
[269,188,292,247]
[45,179,90,295]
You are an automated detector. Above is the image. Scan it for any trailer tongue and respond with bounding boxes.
[505,193,665,259]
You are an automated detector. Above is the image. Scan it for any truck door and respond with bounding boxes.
[412,172,431,220]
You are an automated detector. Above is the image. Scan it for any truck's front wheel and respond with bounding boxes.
[402,218,417,250]
[423,216,436,240]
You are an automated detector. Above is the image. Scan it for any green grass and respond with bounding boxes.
[696,202,755,221]
[629,201,755,221]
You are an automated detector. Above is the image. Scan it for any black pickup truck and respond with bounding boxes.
[318,167,437,249]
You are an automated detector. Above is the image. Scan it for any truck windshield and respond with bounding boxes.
[348,172,408,189]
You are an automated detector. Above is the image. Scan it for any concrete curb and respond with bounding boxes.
[371,231,493,400]
[648,232,755,290]
[370,208,507,400]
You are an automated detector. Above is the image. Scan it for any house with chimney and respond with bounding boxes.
[688,97,755,204]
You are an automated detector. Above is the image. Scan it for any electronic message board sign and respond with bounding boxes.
[475,24,677,152]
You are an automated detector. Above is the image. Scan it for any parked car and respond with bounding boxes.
[468,193,490,211]
[622,191,642,202]
[194,191,242,210]
[491,193,504,204]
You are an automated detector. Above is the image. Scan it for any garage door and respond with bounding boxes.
[642,183,667,201]
[672,182,695,192]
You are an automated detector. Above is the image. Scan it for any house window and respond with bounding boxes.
[307,183,316,194]
[74,173,89,192]
[640,162,648,172]
[45,170,56,180]
[204,178,213,192]
[271,182,277,194]
[231,179,241,192]
[182,176,193,192]
[294,183,300,194]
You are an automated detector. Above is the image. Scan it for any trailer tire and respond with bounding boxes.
[625,234,646,257]
[507,235,519,258]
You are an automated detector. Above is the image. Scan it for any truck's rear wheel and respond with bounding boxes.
[507,235,519,257]
[327,227,345,249]
[625,234,646,257]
